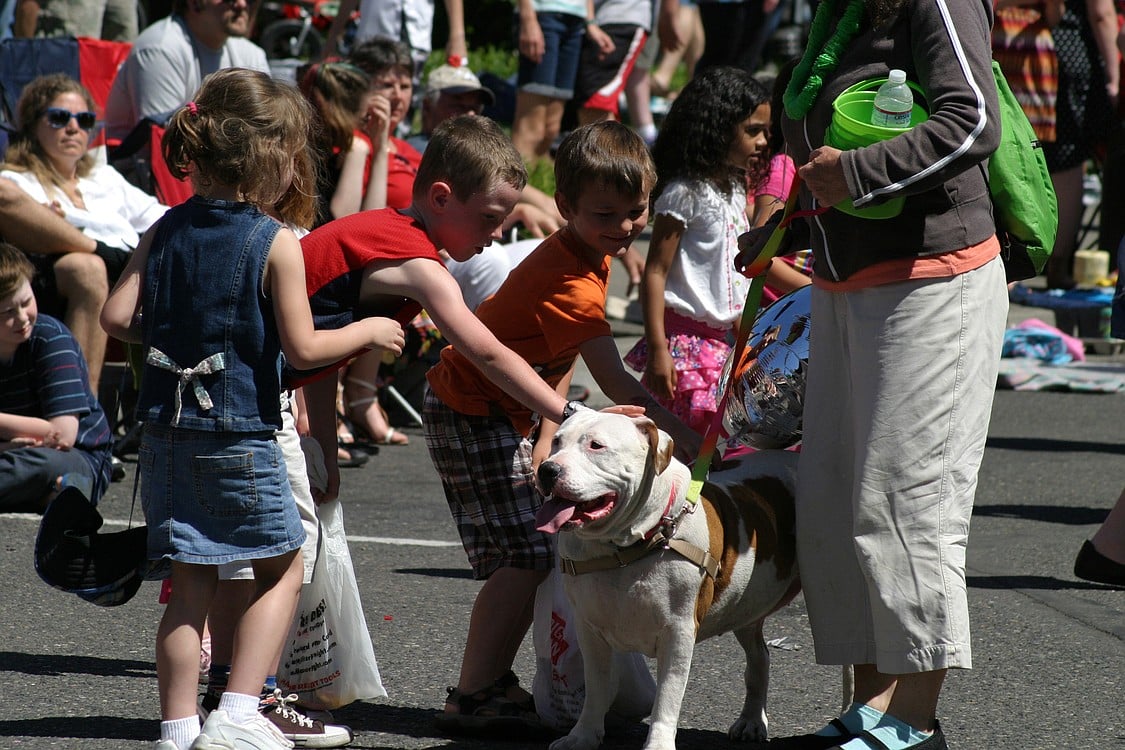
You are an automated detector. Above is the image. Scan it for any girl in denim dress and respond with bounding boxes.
[101,68,404,750]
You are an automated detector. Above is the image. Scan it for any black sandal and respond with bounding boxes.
[492,670,536,713]
[434,685,543,735]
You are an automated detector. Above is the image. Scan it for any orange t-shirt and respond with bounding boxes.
[813,235,1001,291]
[426,229,613,435]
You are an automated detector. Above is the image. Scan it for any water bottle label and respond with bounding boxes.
[872,105,912,128]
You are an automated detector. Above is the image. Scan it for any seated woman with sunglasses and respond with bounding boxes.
[1,73,168,394]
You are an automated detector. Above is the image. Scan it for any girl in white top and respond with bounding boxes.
[1,74,167,252]
[625,66,771,435]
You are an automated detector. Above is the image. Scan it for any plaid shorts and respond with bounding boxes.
[422,389,555,579]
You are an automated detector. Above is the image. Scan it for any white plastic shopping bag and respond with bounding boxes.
[532,567,656,731]
[277,499,387,709]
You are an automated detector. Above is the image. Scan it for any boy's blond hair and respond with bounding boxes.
[413,115,527,203]
[0,242,35,300]
[554,121,656,207]
[162,68,318,229]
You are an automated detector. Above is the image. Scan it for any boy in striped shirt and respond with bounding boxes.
[0,242,112,512]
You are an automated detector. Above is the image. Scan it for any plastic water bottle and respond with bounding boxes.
[871,69,913,129]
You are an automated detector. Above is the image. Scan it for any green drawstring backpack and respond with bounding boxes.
[988,59,1059,282]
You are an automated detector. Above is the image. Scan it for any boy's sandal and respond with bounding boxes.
[434,686,543,735]
[492,669,535,713]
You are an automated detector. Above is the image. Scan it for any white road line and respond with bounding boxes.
[2,513,460,547]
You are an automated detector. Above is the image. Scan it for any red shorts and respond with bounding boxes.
[574,25,648,116]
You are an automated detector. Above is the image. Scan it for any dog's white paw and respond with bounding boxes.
[550,729,604,750]
[727,713,769,743]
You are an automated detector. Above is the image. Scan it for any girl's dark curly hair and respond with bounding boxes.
[651,66,770,203]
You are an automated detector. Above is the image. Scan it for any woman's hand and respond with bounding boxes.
[519,13,546,62]
[504,202,561,238]
[362,94,392,146]
[798,147,850,207]
[586,23,616,59]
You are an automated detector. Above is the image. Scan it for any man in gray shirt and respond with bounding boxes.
[105,0,268,140]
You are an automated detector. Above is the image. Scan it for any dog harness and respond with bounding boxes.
[558,487,721,580]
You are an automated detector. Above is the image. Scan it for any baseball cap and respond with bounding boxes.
[34,486,151,607]
[425,63,496,106]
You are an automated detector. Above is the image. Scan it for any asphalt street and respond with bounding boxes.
[1,273,1123,750]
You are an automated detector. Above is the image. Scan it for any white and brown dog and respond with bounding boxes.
[535,410,801,750]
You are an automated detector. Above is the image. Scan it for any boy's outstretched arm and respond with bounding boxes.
[579,335,702,462]
[394,259,571,423]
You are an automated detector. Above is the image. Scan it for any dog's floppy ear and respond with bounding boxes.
[636,417,674,474]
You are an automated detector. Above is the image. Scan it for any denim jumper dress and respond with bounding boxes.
[136,198,306,565]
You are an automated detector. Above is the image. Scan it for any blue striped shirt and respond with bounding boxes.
[0,315,112,474]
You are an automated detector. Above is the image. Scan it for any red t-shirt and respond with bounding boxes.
[287,208,443,386]
[385,136,422,209]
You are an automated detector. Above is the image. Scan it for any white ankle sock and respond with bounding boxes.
[160,715,200,749]
[217,691,261,722]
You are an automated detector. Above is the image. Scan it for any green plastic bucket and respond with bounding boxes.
[826,78,928,219]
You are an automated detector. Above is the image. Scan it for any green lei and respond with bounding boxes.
[782,0,867,120]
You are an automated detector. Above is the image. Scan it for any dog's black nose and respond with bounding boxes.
[537,461,561,492]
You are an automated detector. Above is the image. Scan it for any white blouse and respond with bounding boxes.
[0,164,168,251]
[653,178,750,331]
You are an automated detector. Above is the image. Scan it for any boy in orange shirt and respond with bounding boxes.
[424,121,700,733]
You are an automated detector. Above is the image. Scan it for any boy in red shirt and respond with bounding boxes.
[424,121,700,733]
[294,115,585,502]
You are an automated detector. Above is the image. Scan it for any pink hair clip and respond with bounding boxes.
[186,101,199,116]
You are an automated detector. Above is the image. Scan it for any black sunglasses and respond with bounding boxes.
[43,107,98,130]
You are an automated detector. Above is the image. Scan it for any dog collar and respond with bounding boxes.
[558,487,720,579]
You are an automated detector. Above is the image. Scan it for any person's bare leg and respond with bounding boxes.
[158,562,218,719]
[852,664,944,732]
[446,567,547,710]
[53,252,109,394]
[512,91,551,162]
[226,551,303,698]
[625,63,656,144]
[343,352,407,444]
[1047,165,1084,287]
[1091,484,1125,563]
[207,580,254,669]
[542,99,566,159]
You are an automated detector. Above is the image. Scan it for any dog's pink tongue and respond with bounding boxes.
[536,497,577,533]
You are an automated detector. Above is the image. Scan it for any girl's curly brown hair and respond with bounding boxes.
[651,66,771,204]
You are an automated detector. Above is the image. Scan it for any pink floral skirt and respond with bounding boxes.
[624,310,733,436]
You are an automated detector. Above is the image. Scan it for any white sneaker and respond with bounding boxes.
[191,708,294,749]
[154,741,179,750]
